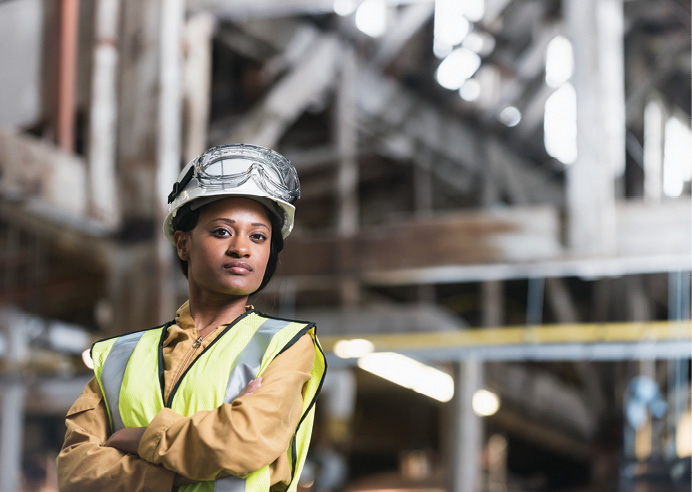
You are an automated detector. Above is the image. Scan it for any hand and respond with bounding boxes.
[104,427,146,455]
[237,377,261,398]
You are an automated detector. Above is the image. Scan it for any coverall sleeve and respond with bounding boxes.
[137,333,315,481]
[56,377,177,492]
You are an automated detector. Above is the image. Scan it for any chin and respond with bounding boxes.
[219,281,262,296]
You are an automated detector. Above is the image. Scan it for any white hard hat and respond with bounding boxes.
[163,144,300,243]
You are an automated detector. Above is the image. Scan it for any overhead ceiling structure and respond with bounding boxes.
[0,0,690,491]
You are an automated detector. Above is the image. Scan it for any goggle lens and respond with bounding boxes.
[168,144,300,205]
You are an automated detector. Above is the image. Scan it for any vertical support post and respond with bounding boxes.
[88,0,121,227]
[0,313,29,492]
[155,0,185,321]
[482,280,503,328]
[526,276,545,326]
[450,281,500,491]
[642,98,665,203]
[451,360,482,492]
[563,0,624,255]
[0,382,25,492]
[105,0,182,333]
[182,12,215,163]
[666,271,691,457]
[118,0,161,221]
[336,48,359,307]
[415,146,435,304]
[414,146,433,218]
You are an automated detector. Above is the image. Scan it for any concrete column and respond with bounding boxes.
[564,0,625,255]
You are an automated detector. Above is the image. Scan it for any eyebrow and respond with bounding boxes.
[212,218,270,230]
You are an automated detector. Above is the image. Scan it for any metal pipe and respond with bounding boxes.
[56,0,80,152]
[87,0,121,227]
[320,320,692,364]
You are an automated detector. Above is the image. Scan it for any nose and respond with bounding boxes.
[227,235,250,258]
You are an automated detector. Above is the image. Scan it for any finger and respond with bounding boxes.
[238,378,262,398]
[246,377,262,393]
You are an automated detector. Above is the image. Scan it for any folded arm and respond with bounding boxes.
[56,379,176,492]
[137,333,314,481]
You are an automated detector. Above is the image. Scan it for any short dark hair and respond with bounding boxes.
[171,201,284,295]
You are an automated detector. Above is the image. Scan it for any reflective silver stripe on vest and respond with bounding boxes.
[100,331,147,432]
[214,318,293,492]
[214,475,245,492]
[223,318,292,403]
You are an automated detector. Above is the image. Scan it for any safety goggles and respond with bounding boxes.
[167,144,301,205]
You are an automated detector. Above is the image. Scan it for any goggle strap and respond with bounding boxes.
[168,165,195,204]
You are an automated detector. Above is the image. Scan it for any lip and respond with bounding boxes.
[223,260,253,274]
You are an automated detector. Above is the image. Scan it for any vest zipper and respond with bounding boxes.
[167,335,208,404]
[163,310,255,408]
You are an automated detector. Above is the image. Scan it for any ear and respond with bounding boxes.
[173,230,190,261]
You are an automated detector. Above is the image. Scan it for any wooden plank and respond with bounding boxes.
[282,206,562,275]
[278,199,690,284]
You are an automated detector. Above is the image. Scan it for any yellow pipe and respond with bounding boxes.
[319,320,691,353]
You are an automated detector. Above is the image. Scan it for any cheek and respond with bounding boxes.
[256,245,272,276]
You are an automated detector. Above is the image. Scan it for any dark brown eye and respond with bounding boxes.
[213,228,231,237]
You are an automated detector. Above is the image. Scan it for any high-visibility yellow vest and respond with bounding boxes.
[91,310,326,492]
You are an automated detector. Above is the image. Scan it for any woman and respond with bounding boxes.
[57,144,326,492]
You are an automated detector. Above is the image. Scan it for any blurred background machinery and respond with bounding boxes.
[0,0,690,491]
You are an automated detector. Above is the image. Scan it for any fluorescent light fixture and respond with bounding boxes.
[464,0,485,23]
[434,0,470,46]
[433,39,453,59]
[462,31,495,56]
[82,349,94,369]
[544,83,577,164]
[545,35,573,88]
[357,352,454,402]
[334,338,375,359]
[333,0,357,16]
[436,47,481,90]
[355,0,387,38]
[459,78,481,101]
[499,106,521,127]
[663,114,692,197]
[472,389,500,416]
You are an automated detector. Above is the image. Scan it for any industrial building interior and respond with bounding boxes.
[0,0,690,491]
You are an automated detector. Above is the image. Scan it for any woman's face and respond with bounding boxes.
[174,197,272,297]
